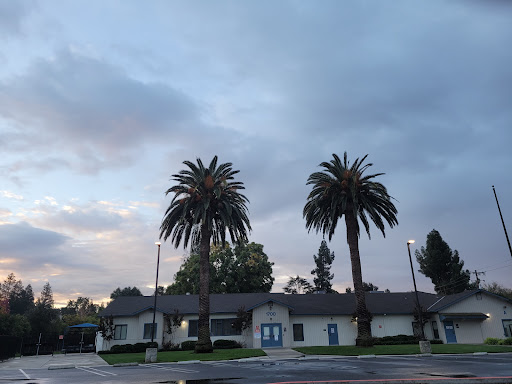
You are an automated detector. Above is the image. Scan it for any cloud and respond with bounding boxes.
[0,0,35,39]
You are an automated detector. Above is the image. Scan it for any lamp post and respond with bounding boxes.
[407,240,426,341]
[151,241,161,343]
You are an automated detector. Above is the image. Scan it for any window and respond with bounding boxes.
[114,324,127,340]
[293,324,304,341]
[431,321,439,339]
[503,320,512,337]
[210,318,241,336]
[188,320,198,337]
[143,323,157,339]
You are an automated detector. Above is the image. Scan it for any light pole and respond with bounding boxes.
[151,241,161,343]
[407,240,426,341]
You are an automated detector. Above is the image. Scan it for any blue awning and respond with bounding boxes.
[68,323,99,328]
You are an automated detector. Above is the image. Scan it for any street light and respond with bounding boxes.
[407,239,426,340]
[151,241,161,343]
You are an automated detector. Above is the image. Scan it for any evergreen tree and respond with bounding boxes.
[362,282,379,292]
[311,240,336,293]
[110,286,143,299]
[415,229,473,295]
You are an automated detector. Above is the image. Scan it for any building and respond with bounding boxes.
[96,289,512,351]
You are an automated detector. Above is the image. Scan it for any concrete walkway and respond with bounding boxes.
[263,348,305,359]
[0,353,107,369]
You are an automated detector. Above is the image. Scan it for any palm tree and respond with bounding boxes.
[160,156,251,353]
[304,152,397,346]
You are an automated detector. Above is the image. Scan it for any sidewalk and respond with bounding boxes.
[263,348,305,359]
[0,353,107,369]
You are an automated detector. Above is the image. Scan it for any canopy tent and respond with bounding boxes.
[68,323,99,328]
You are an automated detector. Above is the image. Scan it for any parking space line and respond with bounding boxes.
[82,367,117,376]
[142,363,198,373]
[19,369,30,379]
[77,367,109,376]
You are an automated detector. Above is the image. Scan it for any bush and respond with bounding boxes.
[109,342,157,354]
[430,339,443,344]
[160,341,180,351]
[484,337,501,345]
[373,335,420,345]
[181,340,197,350]
[503,337,512,345]
[213,339,242,349]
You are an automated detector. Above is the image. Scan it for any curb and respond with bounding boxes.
[474,352,488,355]
[48,364,75,370]
[177,360,200,364]
[113,362,139,367]
[358,354,376,359]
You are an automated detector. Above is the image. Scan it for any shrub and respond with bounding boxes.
[160,341,180,351]
[213,339,242,349]
[502,337,512,345]
[484,337,501,345]
[373,335,420,345]
[181,340,197,350]
[109,342,157,354]
[430,339,443,344]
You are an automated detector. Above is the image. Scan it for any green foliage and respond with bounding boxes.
[159,156,251,248]
[0,273,35,315]
[311,240,336,293]
[362,282,379,291]
[213,339,242,349]
[26,282,64,336]
[500,337,512,345]
[180,340,197,350]
[99,315,114,341]
[232,306,252,333]
[0,313,31,337]
[61,296,101,326]
[483,282,512,300]
[110,342,157,354]
[484,337,501,345]
[373,334,420,345]
[415,230,473,294]
[110,286,143,299]
[283,275,313,294]
[166,242,274,294]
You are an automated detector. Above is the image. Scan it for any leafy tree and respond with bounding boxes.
[232,306,252,334]
[311,240,336,293]
[283,276,313,294]
[166,242,273,294]
[27,282,63,336]
[345,287,352,293]
[160,156,251,353]
[304,152,398,346]
[415,229,473,295]
[110,286,143,299]
[0,273,35,315]
[61,297,101,326]
[362,282,379,292]
[483,282,512,300]
[0,313,31,337]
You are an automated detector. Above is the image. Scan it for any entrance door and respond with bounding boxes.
[261,323,282,348]
[328,324,339,345]
[443,321,457,343]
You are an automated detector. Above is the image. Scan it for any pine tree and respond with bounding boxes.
[311,240,336,293]
[415,229,473,295]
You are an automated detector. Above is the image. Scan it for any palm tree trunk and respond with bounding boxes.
[195,223,213,353]
[345,209,373,347]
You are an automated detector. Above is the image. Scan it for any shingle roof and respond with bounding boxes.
[427,289,512,312]
[99,291,441,317]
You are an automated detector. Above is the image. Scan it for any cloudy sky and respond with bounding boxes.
[1,0,511,307]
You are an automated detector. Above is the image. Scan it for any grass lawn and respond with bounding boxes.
[99,348,267,365]
[294,344,512,356]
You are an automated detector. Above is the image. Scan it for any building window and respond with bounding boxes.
[143,323,157,339]
[293,324,304,341]
[431,321,439,339]
[114,324,127,340]
[503,320,512,337]
[210,318,241,336]
[188,320,198,337]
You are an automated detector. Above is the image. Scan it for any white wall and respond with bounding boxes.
[252,302,291,348]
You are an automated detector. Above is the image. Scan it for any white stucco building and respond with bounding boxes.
[97,289,512,351]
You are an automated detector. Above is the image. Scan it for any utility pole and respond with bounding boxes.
[492,186,512,259]
[472,270,485,289]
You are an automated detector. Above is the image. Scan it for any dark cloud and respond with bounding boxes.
[0,0,35,38]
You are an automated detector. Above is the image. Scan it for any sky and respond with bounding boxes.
[1,0,511,308]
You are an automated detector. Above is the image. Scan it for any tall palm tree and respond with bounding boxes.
[160,156,251,353]
[304,152,398,346]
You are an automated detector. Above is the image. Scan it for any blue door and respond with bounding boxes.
[443,321,457,343]
[261,323,282,348]
[328,324,339,345]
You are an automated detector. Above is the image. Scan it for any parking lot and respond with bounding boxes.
[1,353,511,384]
